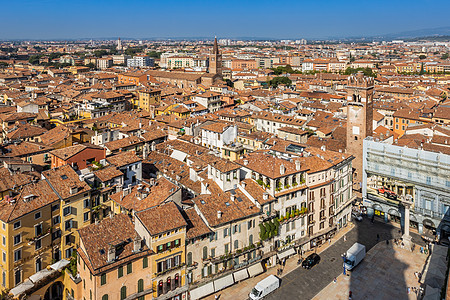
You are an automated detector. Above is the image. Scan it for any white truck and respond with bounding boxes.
[343,242,366,271]
[249,275,280,300]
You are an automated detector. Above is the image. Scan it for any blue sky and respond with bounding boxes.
[1,0,449,40]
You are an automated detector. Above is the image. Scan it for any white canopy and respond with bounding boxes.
[214,274,234,291]
[9,279,34,296]
[248,262,264,277]
[233,268,249,282]
[189,282,215,300]
[277,247,296,260]
[29,268,55,283]
[50,259,70,271]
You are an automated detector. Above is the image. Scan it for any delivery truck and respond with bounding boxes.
[343,242,366,271]
[249,275,280,300]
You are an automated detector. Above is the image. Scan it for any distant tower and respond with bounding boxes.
[117,38,122,51]
[345,71,374,188]
[209,37,222,76]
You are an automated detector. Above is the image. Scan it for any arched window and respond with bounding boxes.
[102,295,108,300]
[174,273,180,288]
[234,240,239,250]
[138,279,144,293]
[202,247,208,260]
[120,286,127,300]
[187,252,192,266]
[249,234,253,245]
[157,280,163,296]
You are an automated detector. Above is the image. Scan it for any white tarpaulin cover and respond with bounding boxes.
[189,282,214,300]
[29,268,55,283]
[233,268,249,282]
[50,259,70,271]
[277,247,296,260]
[248,262,264,277]
[170,149,187,162]
[214,274,234,291]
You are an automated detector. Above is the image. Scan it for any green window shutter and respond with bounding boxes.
[138,279,144,292]
[127,263,132,274]
[143,257,148,268]
[101,273,106,285]
[118,266,123,278]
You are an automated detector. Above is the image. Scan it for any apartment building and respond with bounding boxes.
[363,137,450,242]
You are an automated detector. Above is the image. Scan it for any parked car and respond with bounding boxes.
[377,187,397,199]
[352,212,363,221]
[302,253,320,269]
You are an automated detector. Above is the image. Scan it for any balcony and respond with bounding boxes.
[208,243,263,264]
[154,263,185,277]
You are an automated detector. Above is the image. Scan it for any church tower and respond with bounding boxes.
[209,37,222,76]
[345,71,373,188]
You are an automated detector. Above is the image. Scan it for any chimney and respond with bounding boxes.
[295,160,301,171]
[321,145,326,151]
[107,245,116,262]
[133,236,141,252]
[263,193,269,201]
[217,211,222,219]
[243,159,249,166]
[280,164,285,175]
[241,181,246,188]
[230,194,235,202]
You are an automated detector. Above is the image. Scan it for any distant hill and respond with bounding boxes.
[373,26,450,41]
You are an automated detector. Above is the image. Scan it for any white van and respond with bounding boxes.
[249,275,280,300]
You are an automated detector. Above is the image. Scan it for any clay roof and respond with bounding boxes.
[106,151,141,167]
[42,164,91,199]
[184,208,212,240]
[78,214,151,275]
[135,202,187,236]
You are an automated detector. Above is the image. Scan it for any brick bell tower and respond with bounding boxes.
[209,36,222,76]
[346,71,373,189]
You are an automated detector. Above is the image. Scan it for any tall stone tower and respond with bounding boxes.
[346,71,374,188]
[209,37,222,76]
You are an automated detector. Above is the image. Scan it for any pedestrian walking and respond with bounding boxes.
[282,258,286,267]
[348,291,352,300]
[328,238,331,245]
[344,235,347,242]
[376,234,380,241]
[333,277,337,283]
[386,239,389,245]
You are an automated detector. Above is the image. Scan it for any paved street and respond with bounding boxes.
[203,217,424,300]
[265,218,424,300]
[313,242,427,300]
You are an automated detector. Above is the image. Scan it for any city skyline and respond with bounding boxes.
[1,0,449,40]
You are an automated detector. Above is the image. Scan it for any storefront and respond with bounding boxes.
[388,209,401,224]
[373,204,385,220]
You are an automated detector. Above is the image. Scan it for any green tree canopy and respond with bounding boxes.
[343,67,376,77]
[271,64,302,75]
[267,76,292,88]
[419,55,427,60]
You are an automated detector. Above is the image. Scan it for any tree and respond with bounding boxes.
[419,55,427,60]
[267,76,292,88]
[259,224,267,240]
[147,51,161,59]
[125,47,144,56]
[343,67,376,77]
[270,64,301,75]
[93,50,108,58]
[441,53,449,60]
[28,55,41,65]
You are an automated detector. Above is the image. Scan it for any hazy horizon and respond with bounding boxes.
[1,0,449,40]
